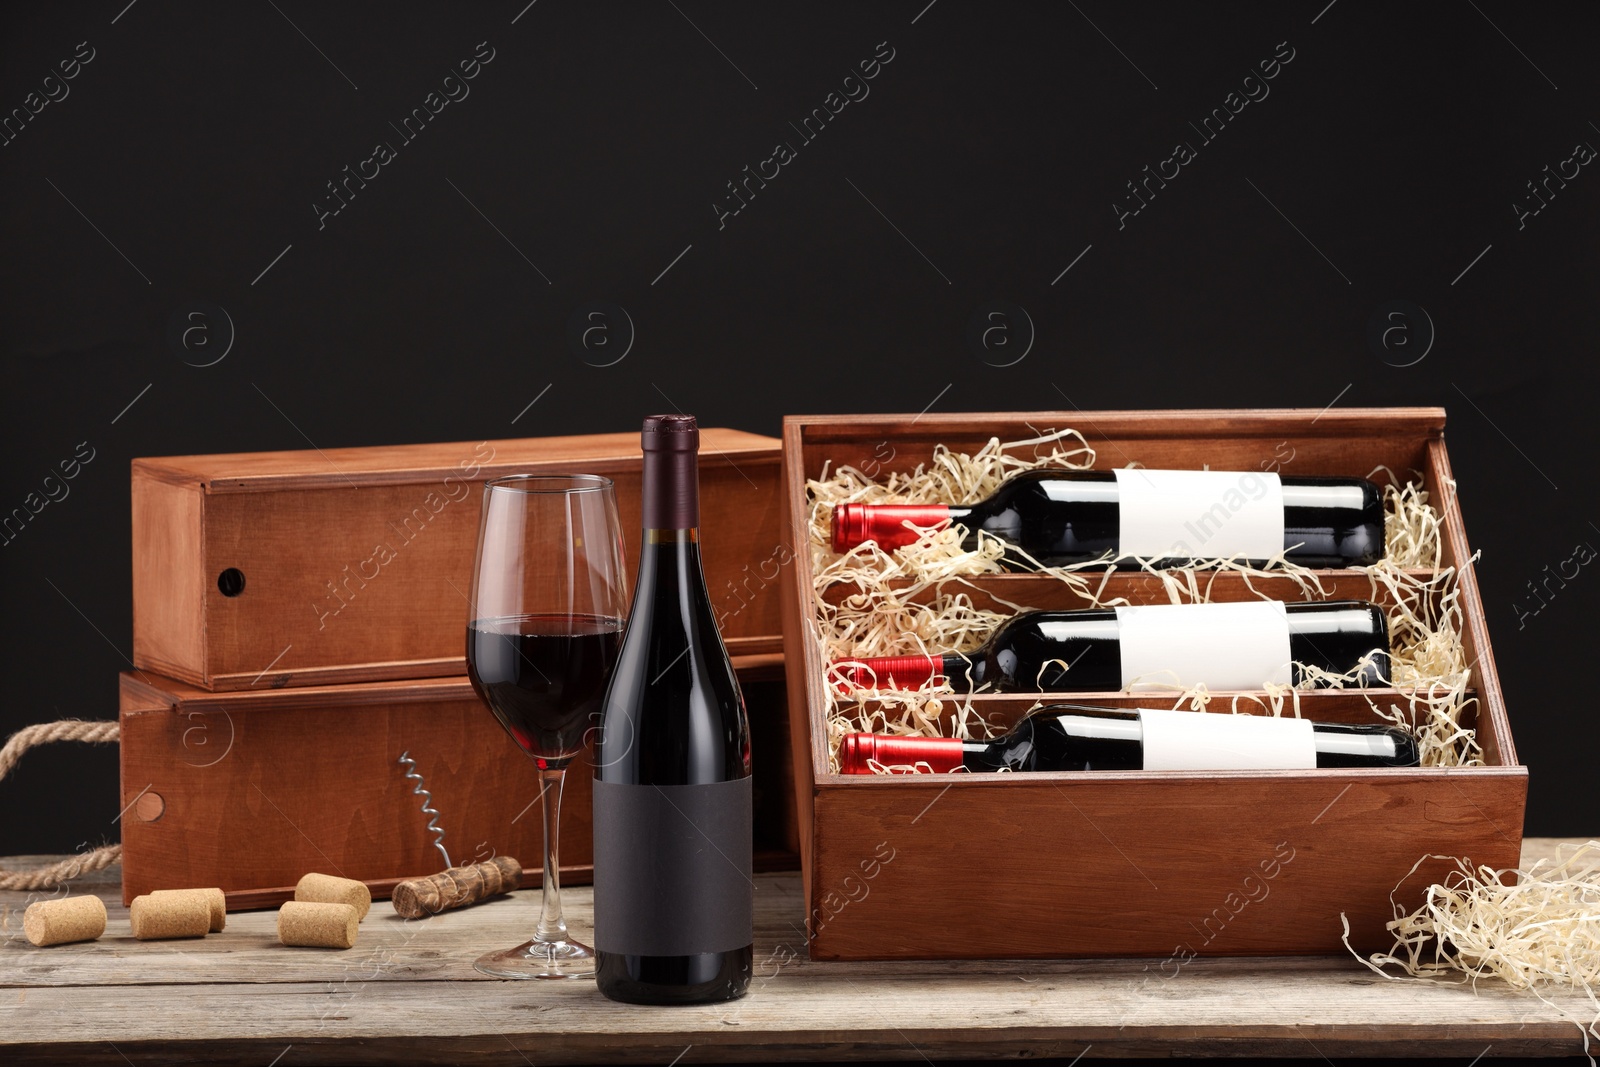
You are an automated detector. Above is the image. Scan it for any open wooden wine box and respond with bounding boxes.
[132,428,784,691]
[779,408,1525,960]
[118,657,796,909]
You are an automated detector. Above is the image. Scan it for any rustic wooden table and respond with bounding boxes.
[2,841,1594,1064]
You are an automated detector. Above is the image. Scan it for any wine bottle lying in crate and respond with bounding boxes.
[779,407,1523,962]
[831,468,1386,568]
[839,703,1419,772]
[831,599,1391,693]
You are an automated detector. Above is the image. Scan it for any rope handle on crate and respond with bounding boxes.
[0,720,121,890]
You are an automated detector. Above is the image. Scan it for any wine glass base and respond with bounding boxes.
[474,936,596,980]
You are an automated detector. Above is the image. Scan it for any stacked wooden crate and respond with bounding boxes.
[121,430,797,907]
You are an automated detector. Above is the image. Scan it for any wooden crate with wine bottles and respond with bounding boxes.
[778,408,1523,960]
[120,428,799,909]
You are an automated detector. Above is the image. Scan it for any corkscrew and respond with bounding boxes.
[398,749,451,869]
[391,750,523,919]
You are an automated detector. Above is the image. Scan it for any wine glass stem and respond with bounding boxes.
[535,766,570,944]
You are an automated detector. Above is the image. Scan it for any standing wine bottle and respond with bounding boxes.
[831,468,1385,569]
[833,600,1390,693]
[593,415,753,1005]
[838,703,1419,773]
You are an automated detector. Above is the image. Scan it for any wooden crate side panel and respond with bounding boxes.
[699,458,786,651]
[203,482,474,685]
[118,666,798,908]
[118,692,566,907]
[120,671,475,713]
[1430,438,1516,768]
[780,428,820,908]
[789,408,1447,445]
[795,411,1440,474]
[808,770,1527,961]
[784,426,833,780]
[808,433,1436,487]
[1422,437,1462,573]
[118,674,174,712]
[194,461,781,689]
[130,476,206,686]
[137,428,780,492]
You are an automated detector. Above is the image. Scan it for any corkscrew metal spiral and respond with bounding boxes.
[397,750,451,869]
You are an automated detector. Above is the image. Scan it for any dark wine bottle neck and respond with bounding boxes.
[941,652,979,688]
[632,531,707,604]
[642,449,699,530]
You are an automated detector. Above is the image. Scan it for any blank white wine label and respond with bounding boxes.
[1112,468,1284,561]
[1138,706,1316,770]
[1115,600,1292,690]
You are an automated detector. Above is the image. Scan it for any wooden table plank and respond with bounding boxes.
[1,841,1594,1063]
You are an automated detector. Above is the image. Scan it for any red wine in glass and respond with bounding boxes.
[466,473,628,980]
[467,613,624,769]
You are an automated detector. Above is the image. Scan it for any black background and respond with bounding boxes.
[2,0,1596,861]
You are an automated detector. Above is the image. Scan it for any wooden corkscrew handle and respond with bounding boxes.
[390,855,522,919]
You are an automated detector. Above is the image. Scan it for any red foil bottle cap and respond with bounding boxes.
[838,733,964,774]
[831,654,943,692]
[831,503,953,552]
[832,503,866,553]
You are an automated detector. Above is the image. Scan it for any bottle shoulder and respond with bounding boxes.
[992,469,1113,498]
[595,539,749,785]
[1284,599,1389,634]
[1005,469,1114,484]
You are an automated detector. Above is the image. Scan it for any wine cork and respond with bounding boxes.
[295,873,371,920]
[392,855,523,919]
[23,894,107,947]
[130,893,211,940]
[149,888,226,932]
[278,901,359,949]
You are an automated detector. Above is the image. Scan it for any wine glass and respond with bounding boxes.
[467,474,628,979]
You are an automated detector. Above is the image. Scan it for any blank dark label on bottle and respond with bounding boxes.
[592,778,753,956]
